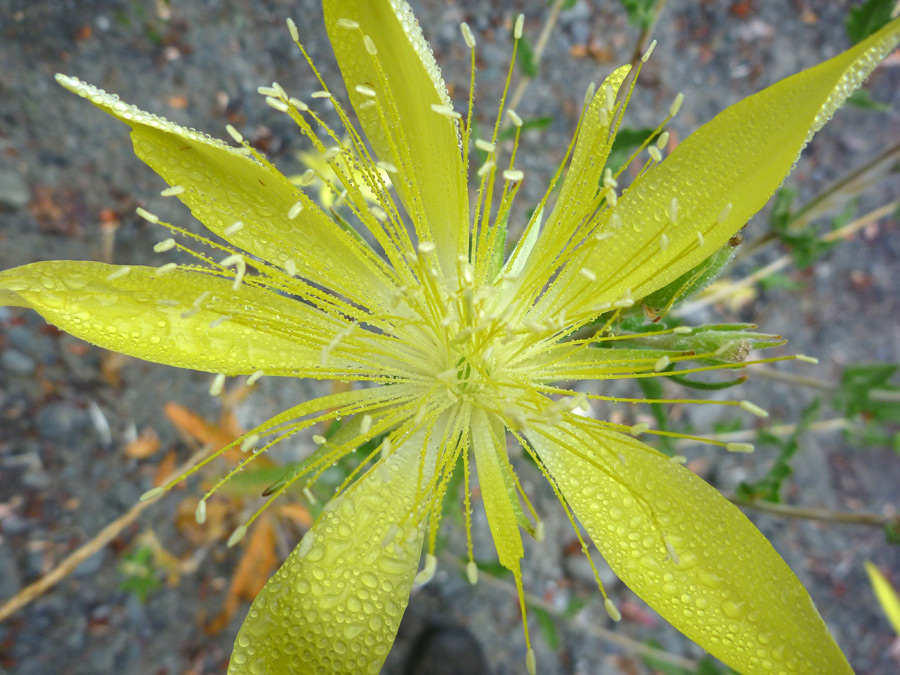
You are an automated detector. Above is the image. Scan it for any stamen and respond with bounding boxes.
[514,13,525,40]
[726,442,755,453]
[466,560,479,584]
[526,649,536,675]
[160,185,185,197]
[240,434,260,452]
[648,146,663,163]
[355,84,376,97]
[740,400,769,418]
[604,597,622,622]
[195,499,207,524]
[414,553,438,585]
[312,434,327,445]
[289,97,308,111]
[717,202,733,223]
[502,169,524,182]
[284,258,297,277]
[226,124,244,144]
[360,414,373,434]
[136,207,160,224]
[247,370,264,386]
[209,315,229,329]
[336,18,359,30]
[654,355,670,372]
[286,17,299,42]
[107,266,130,281]
[697,231,705,247]
[227,524,248,548]
[209,373,226,397]
[430,103,461,119]
[153,238,176,252]
[288,201,304,220]
[257,86,281,97]
[265,96,289,112]
[507,109,523,127]
[460,22,476,49]
[579,268,596,282]
[797,354,818,364]
[297,169,316,186]
[140,486,166,502]
[224,221,244,235]
[659,233,669,251]
[155,262,177,276]
[669,92,684,117]
[477,160,495,177]
[311,90,332,99]
[363,35,377,55]
[641,39,658,63]
[629,422,650,436]
[475,138,496,153]
[656,131,669,149]
[673,326,692,334]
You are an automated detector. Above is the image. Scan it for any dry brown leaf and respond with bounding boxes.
[205,513,279,634]
[124,428,161,459]
[153,449,177,488]
[165,402,236,449]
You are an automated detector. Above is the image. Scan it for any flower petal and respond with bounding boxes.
[323,0,468,275]
[229,431,432,675]
[471,408,523,570]
[56,75,395,310]
[533,17,900,319]
[527,418,853,674]
[0,261,357,376]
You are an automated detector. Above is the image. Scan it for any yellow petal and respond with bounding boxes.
[471,408,523,570]
[229,431,432,674]
[55,75,395,310]
[323,0,468,276]
[527,418,853,674]
[0,261,355,376]
[865,561,900,637]
[534,17,900,318]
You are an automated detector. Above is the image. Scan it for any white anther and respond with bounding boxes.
[312,434,327,446]
[224,221,244,235]
[641,39,657,63]
[107,266,131,281]
[502,169,524,182]
[194,499,207,524]
[355,84,376,98]
[668,198,679,223]
[514,14,525,40]
[460,22,476,48]
[265,96,289,112]
[414,553,438,585]
[360,414,373,434]
[579,268,596,282]
[612,297,633,309]
[604,85,615,110]
[506,109,523,127]
[648,146,662,163]
[140,486,165,502]
[225,124,244,144]
[418,241,436,254]
[240,434,260,453]
[466,561,479,584]
[209,373,226,397]
[363,35,377,55]
[669,92,684,117]
[526,649,536,675]
[606,187,618,207]
[257,85,280,97]
[629,422,649,436]
[604,598,623,622]
[610,213,623,229]
[477,160,495,177]
[430,103,461,119]
[475,138,496,153]
[289,97,308,111]
[534,520,545,542]
[740,400,769,418]
[209,315,229,329]
[656,131,669,149]
[654,355,670,372]
[193,291,210,308]
[153,238,176,252]
[286,17,299,41]
[659,233,669,251]
[298,169,316,186]
[160,185,184,197]
[227,524,248,548]
[602,168,618,189]
[717,202,732,224]
[584,81,596,106]
[797,354,819,364]
[288,201,304,220]
[673,326,692,334]
[155,262,177,276]
[136,207,159,224]
[311,90,331,99]
[697,231,705,247]
[284,258,297,277]
[726,442,755,453]
[336,18,359,30]
[247,370,264,386]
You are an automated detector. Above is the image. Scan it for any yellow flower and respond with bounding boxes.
[2,2,899,673]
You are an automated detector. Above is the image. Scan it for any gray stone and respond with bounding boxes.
[1,349,36,375]
[0,170,29,209]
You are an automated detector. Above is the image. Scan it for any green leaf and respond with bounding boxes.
[640,242,738,318]
[847,0,895,44]
[531,605,560,649]
[618,0,659,30]
[668,373,748,391]
[605,126,659,174]
[736,399,821,503]
[834,363,900,422]
[758,272,802,291]
[769,187,852,268]
[638,377,677,456]
[846,88,891,111]
[516,34,539,77]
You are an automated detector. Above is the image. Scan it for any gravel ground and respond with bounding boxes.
[1,1,899,674]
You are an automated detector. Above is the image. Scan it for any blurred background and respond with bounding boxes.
[1,1,899,673]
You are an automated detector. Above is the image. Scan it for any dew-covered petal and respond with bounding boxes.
[533,17,900,318]
[0,261,359,376]
[471,408,523,570]
[229,431,433,675]
[527,418,853,674]
[56,75,395,310]
[323,0,467,276]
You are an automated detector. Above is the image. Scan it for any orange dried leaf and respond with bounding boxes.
[278,502,314,528]
[164,401,235,449]
[153,449,177,487]
[124,427,161,459]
